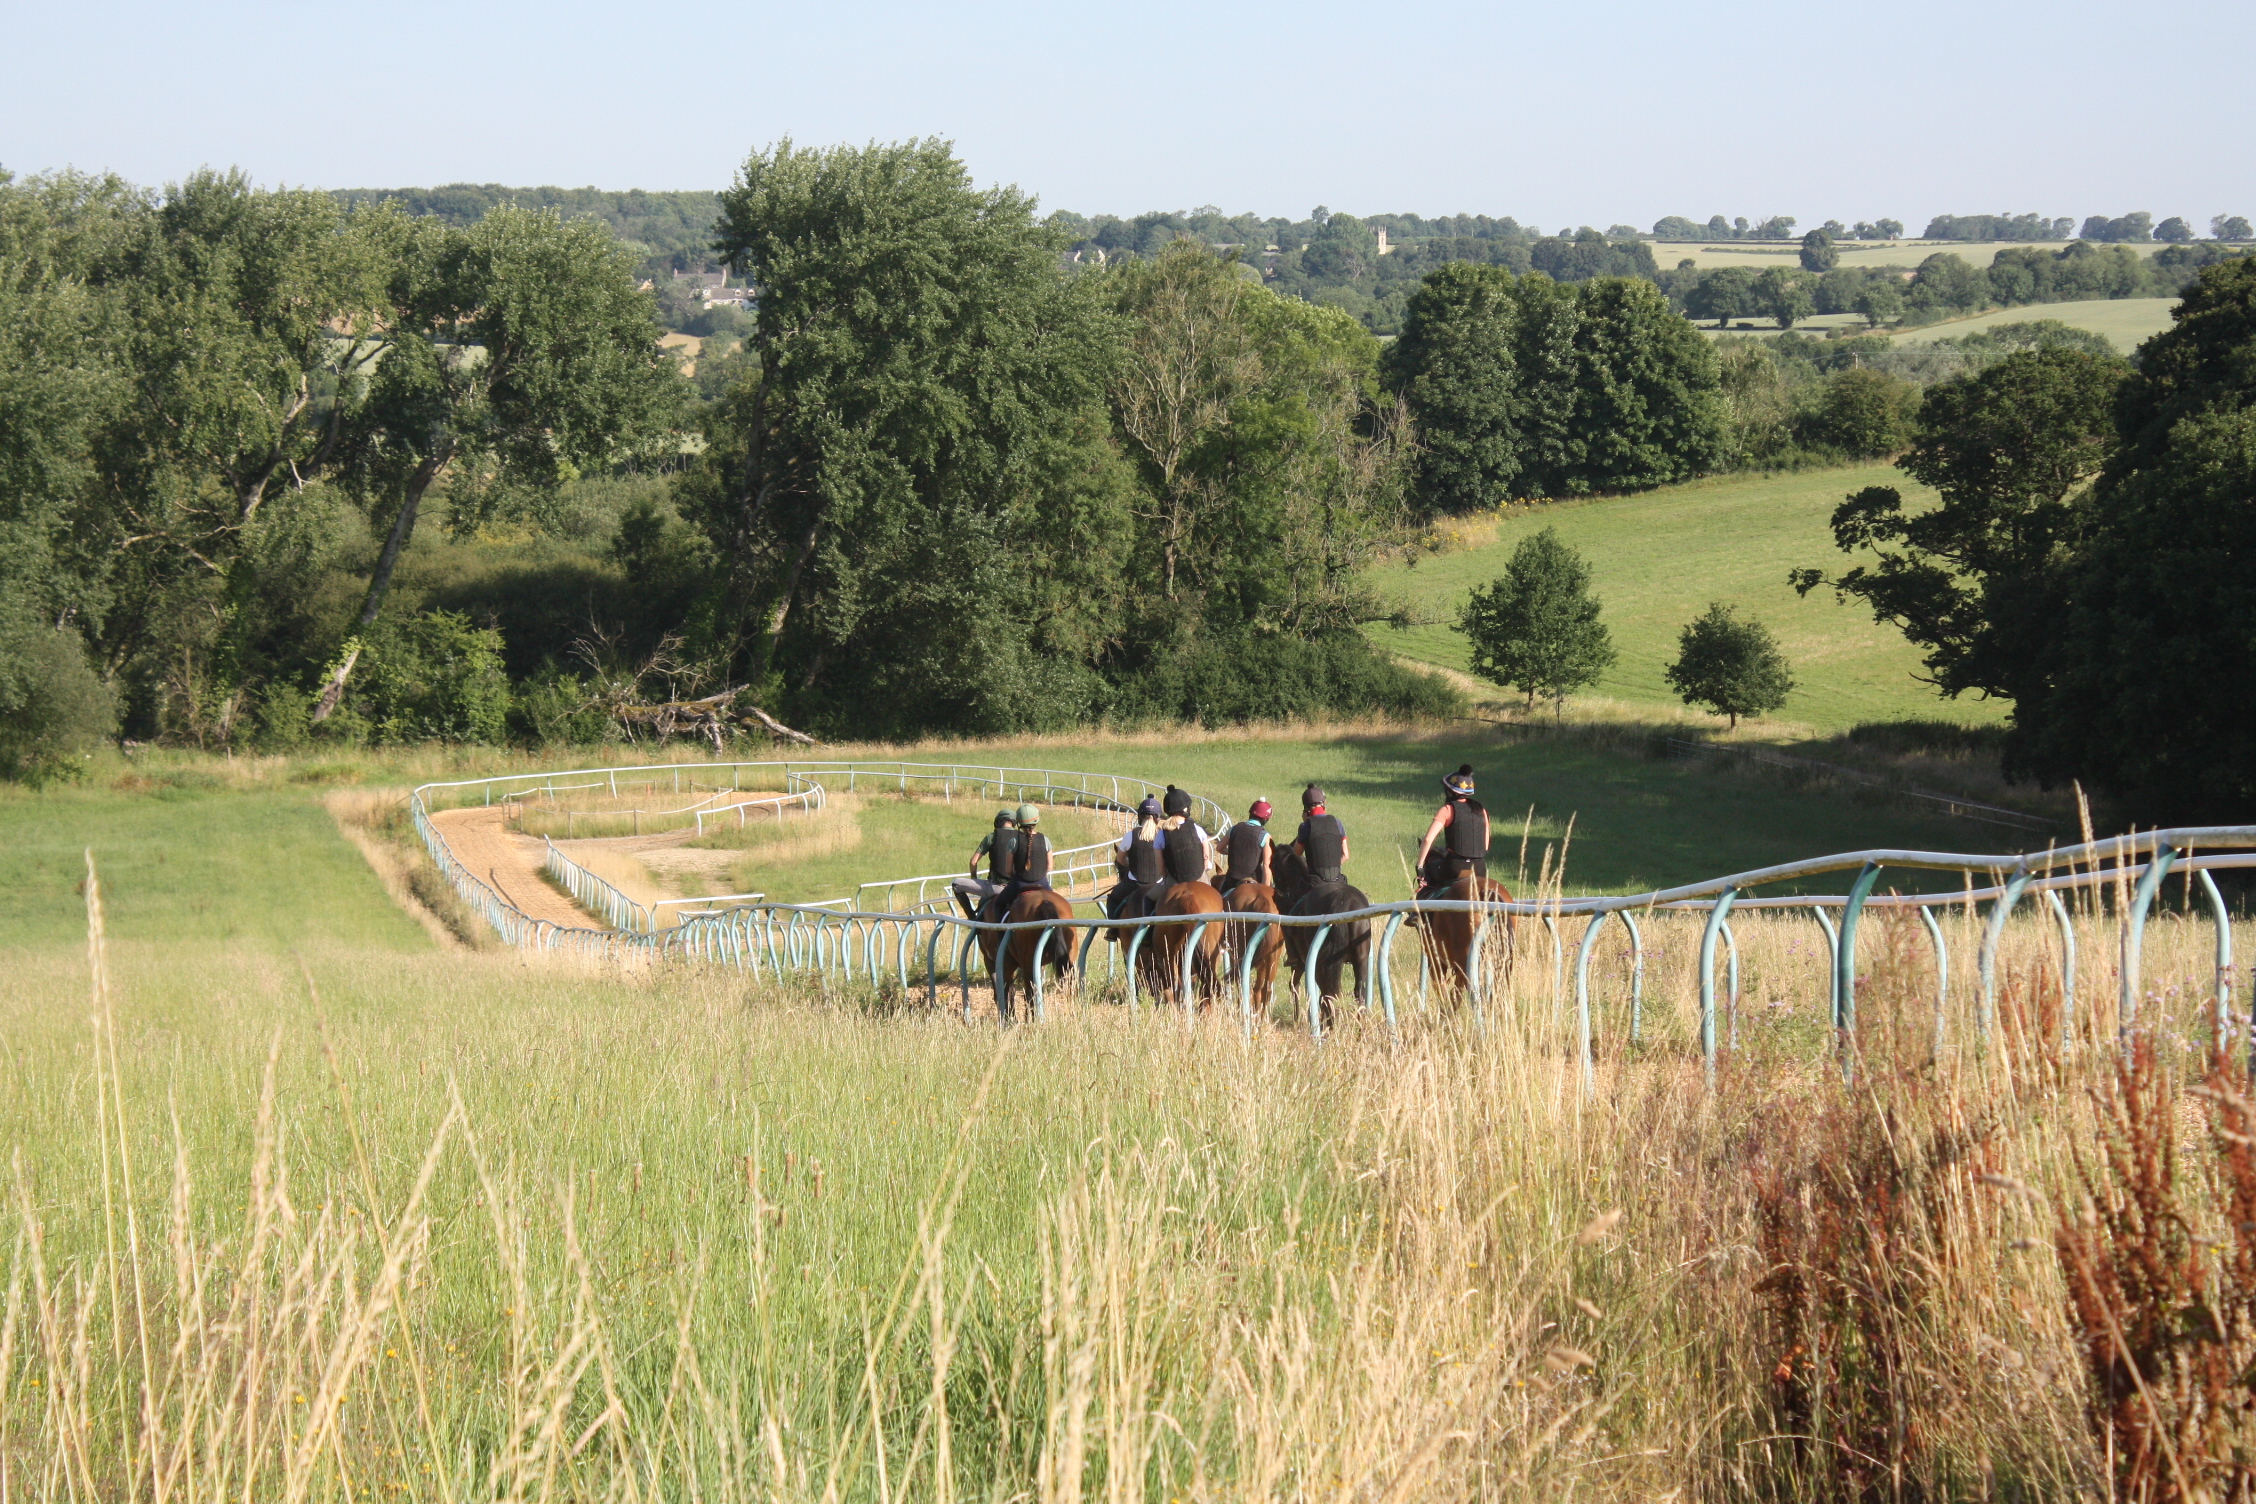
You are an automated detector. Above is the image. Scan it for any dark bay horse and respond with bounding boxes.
[1143,880,1225,1009]
[1224,881,1283,1015]
[1271,846,1372,1028]
[980,888,1077,1023]
[1416,870,1517,996]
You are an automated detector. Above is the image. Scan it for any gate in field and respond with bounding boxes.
[411,760,2256,1086]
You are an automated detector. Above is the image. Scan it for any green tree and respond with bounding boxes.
[1686,266,1756,327]
[1388,268,1722,508]
[1853,277,1904,327]
[2010,261,2256,818]
[312,205,683,720]
[1797,368,1918,458]
[1799,228,1839,273]
[685,138,1124,737]
[1458,526,1616,714]
[1664,603,1793,728]
[1756,267,1815,329]
[2154,216,2194,244]
[1791,347,2129,700]
[2213,216,2252,242]
[1383,263,1527,509]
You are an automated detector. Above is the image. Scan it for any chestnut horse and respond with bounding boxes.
[1416,870,1516,996]
[979,888,1077,1023]
[1142,880,1225,1008]
[1223,881,1283,1015]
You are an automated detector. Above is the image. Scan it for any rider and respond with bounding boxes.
[1159,785,1212,885]
[1291,784,1351,890]
[1414,764,1490,898]
[1217,798,1274,897]
[1106,796,1169,923]
[952,809,1021,920]
[990,803,1052,918]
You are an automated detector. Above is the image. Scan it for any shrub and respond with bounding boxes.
[0,627,117,785]
[1106,631,1461,727]
[1796,368,1919,459]
[350,612,512,745]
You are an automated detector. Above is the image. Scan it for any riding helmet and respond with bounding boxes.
[993,809,1015,827]
[1301,784,1325,809]
[1249,798,1273,821]
[1015,803,1040,825]
[1442,765,1476,798]
[1162,784,1192,816]
[1137,796,1163,818]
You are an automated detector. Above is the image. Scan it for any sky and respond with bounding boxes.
[4,0,2250,230]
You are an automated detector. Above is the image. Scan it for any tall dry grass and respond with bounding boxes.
[8,853,2256,1498]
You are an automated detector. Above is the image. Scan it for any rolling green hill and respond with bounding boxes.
[1893,297,2178,350]
[1366,465,2001,734]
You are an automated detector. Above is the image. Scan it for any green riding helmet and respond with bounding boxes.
[993,809,1015,828]
[1015,803,1041,825]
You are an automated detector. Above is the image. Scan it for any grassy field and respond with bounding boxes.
[1892,295,2179,350]
[1367,464,1999,736]
[5,757,2252,1497]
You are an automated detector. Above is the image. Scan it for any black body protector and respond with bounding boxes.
[1221,821,1268,892]
[1424,797,1489,892]
[988,832,1053,922]
[1109,825,1170,921]
[1163,823,1207,883]
[986,827,1023,884]
[1299,813,1347,887]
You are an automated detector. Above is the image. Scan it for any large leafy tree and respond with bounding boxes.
[1387,269,1722,511]
[1104,242,1409,653]
[684,138,1124,737]
[1792,346,2128,701]
[2011,260,2256,818]
[312,205,682,719]
[1665,603,1794,729]
[1459,526,1616,714]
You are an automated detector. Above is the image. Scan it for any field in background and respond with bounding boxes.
[1367,464,1994,734]
[1892,295,2179,348]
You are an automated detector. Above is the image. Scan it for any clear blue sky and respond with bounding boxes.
[5,0,2249,229]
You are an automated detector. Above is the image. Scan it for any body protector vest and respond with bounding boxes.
[1016,833,1052,888]
[1125,829,1166,885]
[1299,814,1346,878]
[987,828,1022,883]
[1445,798,1489,861]
[1224,822,1270,884]
[1164,823,1207,882]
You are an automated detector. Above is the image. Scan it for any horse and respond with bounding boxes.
[1415,869,1517,997]
[1270,846,1372,1028]
[1223,881,1283,1016]
[978,888,1077,1024]
[1142,880,1226,1009]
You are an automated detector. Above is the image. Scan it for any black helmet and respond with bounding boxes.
[1162,784,1192,816]
[1443,765,1476,798]
[1301,783,1325,809]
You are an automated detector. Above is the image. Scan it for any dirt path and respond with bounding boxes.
[428,807,593,928]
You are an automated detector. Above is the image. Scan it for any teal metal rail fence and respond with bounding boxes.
[413,760,2255,1086]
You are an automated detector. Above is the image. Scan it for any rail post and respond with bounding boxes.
[1570,910,1612,1099]
[1305,922,1334,1040]
[1918,904,1949,1060]
[1698,888,1738,1084]
[1977,867,2034,1051]
[2120,845,2179,1049]
[2198,869,2234,1062]
[2046,889,2077,1048]
[1180,919,1211,1022]
[1377,910,1409,1034]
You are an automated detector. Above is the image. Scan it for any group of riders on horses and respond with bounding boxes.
[949,764,1493,927]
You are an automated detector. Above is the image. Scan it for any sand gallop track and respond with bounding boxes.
[427,807,592,929]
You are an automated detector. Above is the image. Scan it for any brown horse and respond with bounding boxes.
[979,888,1077,1023]
[1223,882,1283,1015]
[1415,869,1516,996]
[1271,846,1372,1028]
[1142,880,1225,1009]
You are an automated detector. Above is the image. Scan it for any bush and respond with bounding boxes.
[0,627,117,785]
[510,669,615,748]
[1107,631,1462,727]
[348,612,512,745]
[1796,368,1919,458]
